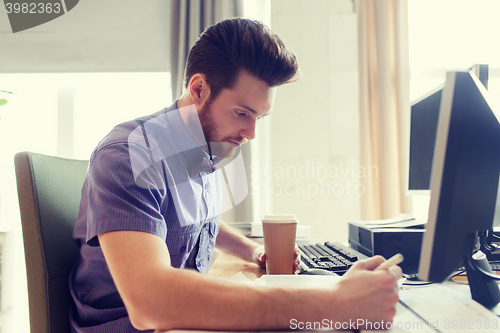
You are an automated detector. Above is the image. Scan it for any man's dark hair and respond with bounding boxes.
[184,18,299,100]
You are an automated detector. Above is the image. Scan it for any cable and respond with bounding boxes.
[451,269,467,278]
[480,232,495,253]
[402,269,466,286]
[402,280,436,286]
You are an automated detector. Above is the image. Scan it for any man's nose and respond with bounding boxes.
[240,120,256,141]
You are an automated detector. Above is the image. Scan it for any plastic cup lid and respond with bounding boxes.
[262,214,298,223]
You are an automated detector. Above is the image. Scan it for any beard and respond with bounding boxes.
[198,99,244,159]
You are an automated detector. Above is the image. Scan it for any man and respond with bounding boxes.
[69,18,402,332]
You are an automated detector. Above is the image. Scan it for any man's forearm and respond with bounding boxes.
[146,267,310,331]
[100,230,296,331]
[100,230,402,331]
[215,221,262,263]
[134,257,401,332]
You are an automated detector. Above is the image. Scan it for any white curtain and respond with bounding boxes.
[357,0,413,220]
[170,0,244,100]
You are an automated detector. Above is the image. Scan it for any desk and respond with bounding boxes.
[207,249,265,280]
[156,251,500,333]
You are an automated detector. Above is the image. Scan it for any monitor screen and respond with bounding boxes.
[418,71,500,310]
[408,64,489,194]
[408,85,443,193]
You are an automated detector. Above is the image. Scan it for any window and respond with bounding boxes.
[409,0,500,102]
[0,72,170,332]
[408,0,500,220]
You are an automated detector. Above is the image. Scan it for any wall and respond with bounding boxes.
[269,0,360,242]
[0,0,171,73]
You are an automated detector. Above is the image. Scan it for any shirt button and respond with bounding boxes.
[179,246,186,253]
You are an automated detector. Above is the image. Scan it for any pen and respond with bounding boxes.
[374,253,404,271]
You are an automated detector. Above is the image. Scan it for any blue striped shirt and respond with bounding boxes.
[69,101,221,332]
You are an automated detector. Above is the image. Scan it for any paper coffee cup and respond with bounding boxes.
[262,214,298,275]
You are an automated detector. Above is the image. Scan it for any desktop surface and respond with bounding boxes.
[154,248,500,333]
[207,249,265,280]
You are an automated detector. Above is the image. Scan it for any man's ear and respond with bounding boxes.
[187,73,211,108]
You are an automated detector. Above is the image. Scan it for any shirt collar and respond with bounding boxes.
[189,156,224,178]
[165,101,221,177]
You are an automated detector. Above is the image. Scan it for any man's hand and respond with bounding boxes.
[252,244,301,272]
[216,222,301,271]
[331,255,403,328]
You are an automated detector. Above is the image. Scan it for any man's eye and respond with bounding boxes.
[236,111,247,117]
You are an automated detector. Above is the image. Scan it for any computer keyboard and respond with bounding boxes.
[300,242,423,279]
[298,242,369,275]
[299,243,500,279]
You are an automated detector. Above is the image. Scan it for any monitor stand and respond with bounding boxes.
[464,251,500,316]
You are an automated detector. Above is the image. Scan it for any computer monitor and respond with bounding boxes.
[418,71,500,311]
[408,84,443,193]
[407,64,489,194]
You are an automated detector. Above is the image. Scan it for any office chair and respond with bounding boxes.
[15,152,88,333]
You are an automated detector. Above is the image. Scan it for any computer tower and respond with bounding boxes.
[348,221,424,274]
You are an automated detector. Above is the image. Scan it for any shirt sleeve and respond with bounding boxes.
[85,142,168,246]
